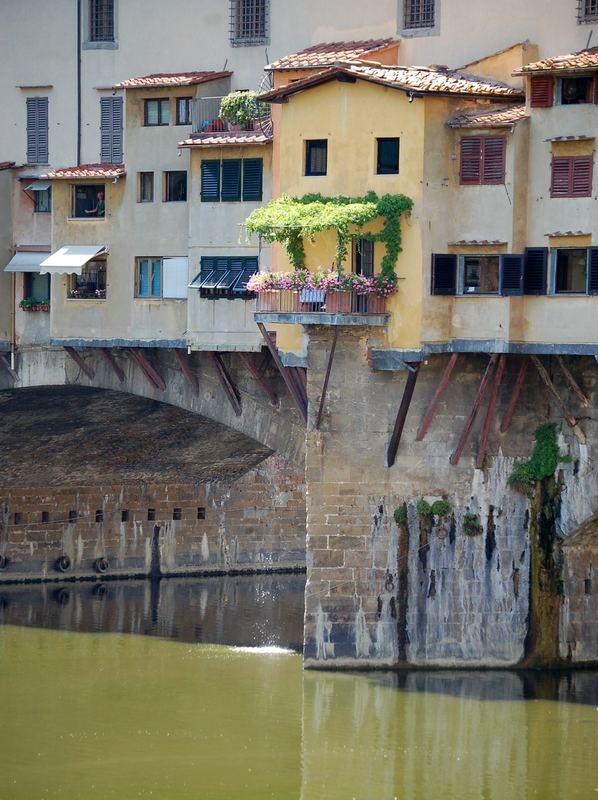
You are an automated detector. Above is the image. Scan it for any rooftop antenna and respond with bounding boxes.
[586,29,593,49]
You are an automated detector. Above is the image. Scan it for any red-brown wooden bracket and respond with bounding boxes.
[295,366,307,393]
[416,353,459,441]
[257,322,307,423]
[476,355,506,468]
[556,355,591,408]
[500,356,529,433]
[450,354,498,465]
[207,352,242,416]
[386,362,421,468]
[174,348,199,395]
[99,347,125,382]
[64,346,95,380]
[289,366,309,410]
[127,348,166,391]
[530,355,577,428]
[316,328,339,430]
[238,352,278,406]
[0,353,19,382]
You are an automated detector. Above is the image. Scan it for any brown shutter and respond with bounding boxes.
[530,75,554,108]
[460,137,481,184]
[571,156,593,197]
[481,137,506,184]
[550,157,573,197]
[593,75,598,104]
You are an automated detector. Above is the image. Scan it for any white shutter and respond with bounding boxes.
[162,257,188,299]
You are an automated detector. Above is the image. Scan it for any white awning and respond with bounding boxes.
[40,245,106,275]
[4,251,50,273]
[25,180,51,192]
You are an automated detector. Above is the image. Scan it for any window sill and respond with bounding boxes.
[67,217,107,221]
[82,40,118,50]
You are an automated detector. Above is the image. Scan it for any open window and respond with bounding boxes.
[553,248,588,293]
[69,259,107,299]
[72,184,105,218]
[558,75,594,104]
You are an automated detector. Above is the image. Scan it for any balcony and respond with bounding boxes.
[193,95,264,135]
[254,290,389,326]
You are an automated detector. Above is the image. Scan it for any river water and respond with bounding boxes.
[0,575,596,800]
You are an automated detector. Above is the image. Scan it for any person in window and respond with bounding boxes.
[85,191,105,217]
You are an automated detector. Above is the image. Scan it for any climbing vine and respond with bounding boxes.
[243,191,413,280]
[508,423,570,492]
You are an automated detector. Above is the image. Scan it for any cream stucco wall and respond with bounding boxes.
[0,169,14,346]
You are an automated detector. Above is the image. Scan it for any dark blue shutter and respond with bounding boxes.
[200,257,216,272]
[242,158,263,200]
[221,159,241,201]
[500,255,524,295]
[431,254,457,295]
[201,160,221,201]
[26,97,48,164]
[100,96,123,163]
[524,248,548,295]
[588,248,598,294]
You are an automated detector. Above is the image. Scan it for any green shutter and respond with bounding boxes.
[242,159,263,200]
[201,160,221,201]
[221,159,241,201]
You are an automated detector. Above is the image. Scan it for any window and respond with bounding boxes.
[164,171,187,202]
[432,252,541,296]
[26,97,48,164]
[550,155,593,198]
[554,249,589,293]
[136,257,188,299]
[460,255,499,294]
[579,0,598,22]
[72,184,105,218]
[138,172,154,203]
[176,97,193,125]
[200,159,263,201]
[100,96,123,163]
[559,76,594,104]
[230,0,269,45]
[404,0,435,29]
[353,239,374,276]
[89,0,114,41]
[34,187,51,213]
[24,272,50,302]
[305,140,327,176]
[69,259,107,299]
[460,137,505,185]
[376,138,399,175]
[189,256,258,298]
[144,98,170,126]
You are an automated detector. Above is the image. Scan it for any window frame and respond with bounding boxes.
[138,172,154,203]
[457,254,501,295]
[69,258,107,300]
[550,248,590,294]
[557,75,594,105]
[33,186,51,213]
[88,0,115,42]
[24,272,50,302]
[229,0,269,46]
[144,98,170,127]
[136,257,163,298]
[71,183,106,218]
[163,171,187,202]
[353,239,375,277]
[175,97,193,126]
[402,0,436,31]
[305,139,328,177]
[376,138,400,175]
[578,0,598,23]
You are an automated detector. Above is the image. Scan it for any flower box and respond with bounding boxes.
[325,291,352,313]
[366,295,386,314]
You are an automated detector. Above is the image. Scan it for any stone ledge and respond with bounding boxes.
[255,312,389,327]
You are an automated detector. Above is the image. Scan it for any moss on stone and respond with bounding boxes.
[508,423,569,491]
[462,512,483,537]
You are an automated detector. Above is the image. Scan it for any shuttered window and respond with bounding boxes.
[26,97,49,164]
[589,248,598,294]
[431,254,457,295]
[500,255,524,295]
[242,159,263,200]
[100,96,123,163]
[550,156,593,198]
[221,159,242,201]
[201,160,221,201]
[89,0,114,42]
[201,158,263,201]
[523,248,548,294]
[459,137,506,185]
[530,76,554,108]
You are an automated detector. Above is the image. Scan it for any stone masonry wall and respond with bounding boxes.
[303,327,598,667]
[0,454,306,582]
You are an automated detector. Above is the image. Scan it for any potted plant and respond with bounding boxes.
[218,91,260,130]
[19,297,50,312]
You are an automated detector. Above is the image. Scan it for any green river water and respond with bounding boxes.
[0,576,596,800]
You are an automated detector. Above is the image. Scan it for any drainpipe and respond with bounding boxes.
[10,270,16,371]
[77,0,82,165]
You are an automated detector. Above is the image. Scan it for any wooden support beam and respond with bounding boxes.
[316,328,339,430]
[556,355,591,408]
[476,355,506,468]
[207,352,242,416]
[450,354,498,466]
[174,349,199,395]
[295,366,307,393]
[416,353,459,441]
[127,348,166,391]
[0,353,19,382]
[238,352,278,406]
[530,355,577,429]
[257,322,307,423]
[64,346,95,380]
[99,347,125,382]
[288,366,308,410]
[500,356,529,433]
[386,362,420,468]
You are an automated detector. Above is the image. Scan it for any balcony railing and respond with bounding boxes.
[256,290,387,315]
[193,96,257,134]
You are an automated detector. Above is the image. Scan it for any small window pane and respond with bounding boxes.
[151,259,162,296]
[139,172,154,202]
[555,249,587,293]
[176,97,193,125]
[137,258,163,297]
[376,138,399,175]
[404,0,435,28]
[462,256,499,294]
[164,171,187,201]
[34,187,51,212]
[354,239,374,276]
[25,272,50,302]
[560,76,592,105]
[305,140,327,176]
[72,184,105,218]
[89,0,114,41]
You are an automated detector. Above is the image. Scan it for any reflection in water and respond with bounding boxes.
[1,576,597,800]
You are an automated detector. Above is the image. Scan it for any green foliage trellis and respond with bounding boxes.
[244,191,413,280]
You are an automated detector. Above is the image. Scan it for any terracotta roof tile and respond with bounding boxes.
[449,240,507,246]
[42,164,126,179]
[261,64,523,102]
[447,104,527,127]
[267,39,396,70]
[545,230,591,237]
[513,47,598,74]
[179,131,272,147]
[114,71,232,89]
